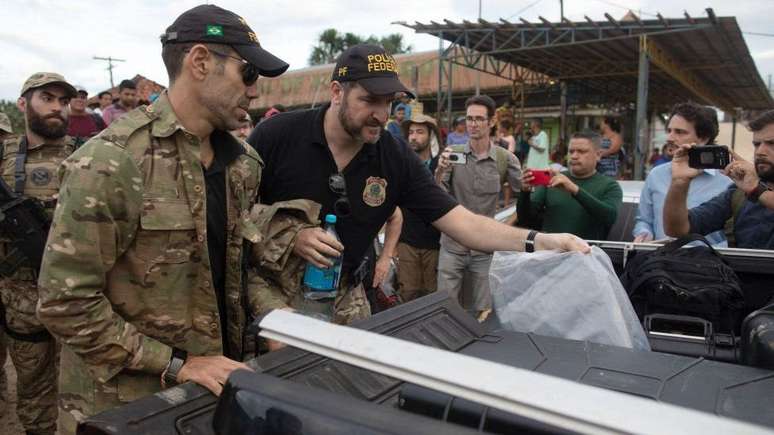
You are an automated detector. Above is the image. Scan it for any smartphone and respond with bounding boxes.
[530,169,552,186]
[448,152,467,165]
[688,145,731,170]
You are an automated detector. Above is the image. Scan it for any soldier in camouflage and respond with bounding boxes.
[0,72,78,435]
[0,110,11,418]
[35,5,289,434]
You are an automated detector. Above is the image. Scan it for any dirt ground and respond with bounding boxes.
[0,353,26,435]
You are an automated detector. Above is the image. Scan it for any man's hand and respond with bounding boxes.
[671,143,702,181]
[548,173,579,195]
[293,227,343,269]
[633,233,654,243]
[435,146,453,177]
[521,169,535,192]
[724,152,760,194]
[534,232,591,253]
[372,255,392,288]
[177,355,252,396]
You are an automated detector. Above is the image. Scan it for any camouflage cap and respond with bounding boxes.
[20,72,77,98]
[0,112,12,134]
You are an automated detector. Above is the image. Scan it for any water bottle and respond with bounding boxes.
[303,214,343,300]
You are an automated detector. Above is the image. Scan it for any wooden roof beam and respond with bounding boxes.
[706,8,718,25]
[584,15,600,27]
[538,16,557,30]
[604,13,621,29]
[520,18,537,29]
[656,13,669,28]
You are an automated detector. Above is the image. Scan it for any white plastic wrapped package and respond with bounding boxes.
[489,247,650,351]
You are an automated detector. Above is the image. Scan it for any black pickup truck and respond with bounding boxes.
[79,240,774,435]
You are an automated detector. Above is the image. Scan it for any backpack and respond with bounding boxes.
[620,234,745,333]
[449,144,509,184]
[723,188,747,248]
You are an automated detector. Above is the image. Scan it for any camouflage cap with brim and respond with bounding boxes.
[0,112,12,134]
[20,72,77,98]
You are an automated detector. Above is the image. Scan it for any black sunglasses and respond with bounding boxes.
[328,173,351,217]
[188,48,260,86]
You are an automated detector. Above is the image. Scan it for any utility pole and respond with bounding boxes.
[93,56,126,88]
[475,0,482,95]
[560,0,564,21]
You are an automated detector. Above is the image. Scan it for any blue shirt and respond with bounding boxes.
[689,186,774,250]
[446,131,469,145]
[633,162,732,245]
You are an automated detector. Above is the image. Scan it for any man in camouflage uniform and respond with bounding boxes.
[0,110,11,418]
[0,72,78,435]
[36,5,289,434]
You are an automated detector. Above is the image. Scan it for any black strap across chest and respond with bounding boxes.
[14,136,29,195]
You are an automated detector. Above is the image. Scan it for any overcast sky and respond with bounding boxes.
[1,0,772,101]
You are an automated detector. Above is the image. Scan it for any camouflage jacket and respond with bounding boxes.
[245,200,371,325]
[0,135,75,333]
[36,94,262,413]
[245,200,321,315]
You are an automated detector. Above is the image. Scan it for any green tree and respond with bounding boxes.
[0,100,25,135]
[308,29,413,66]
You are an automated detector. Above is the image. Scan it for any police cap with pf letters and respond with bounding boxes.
[332,44,415,99]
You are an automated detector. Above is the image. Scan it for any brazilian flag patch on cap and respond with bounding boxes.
[206,25,223,36]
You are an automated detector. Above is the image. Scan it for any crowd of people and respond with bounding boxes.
[0,3,772,435]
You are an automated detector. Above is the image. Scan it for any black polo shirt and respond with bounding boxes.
[399,155,442,250]
[205,130,244,357]
[248,104,457,271]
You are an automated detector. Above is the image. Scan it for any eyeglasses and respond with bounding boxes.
[328,173,351,217]
[191,48,260,86]
[465,116,489,124]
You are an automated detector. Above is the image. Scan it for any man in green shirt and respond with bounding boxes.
[518,131,623,240]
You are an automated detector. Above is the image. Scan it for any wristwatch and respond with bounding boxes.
[525,230,538,253]
[746,182,770,203]
[162,348,188,388]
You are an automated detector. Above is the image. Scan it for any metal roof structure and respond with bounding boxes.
[399,9,773,178]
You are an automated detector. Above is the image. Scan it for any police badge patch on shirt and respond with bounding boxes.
[363,176,387,207]
[31,167,52,186]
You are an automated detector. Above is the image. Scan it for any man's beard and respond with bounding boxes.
[756,159,774,182]
[410,140,429,153]
[338,96,382,144]
[27,106,67,139]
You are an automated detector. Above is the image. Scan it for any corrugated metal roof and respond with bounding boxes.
[250,50,546,110]
[400,10,773,112]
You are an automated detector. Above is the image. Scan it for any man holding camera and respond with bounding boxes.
[517,131,622,240]
[435,95,522,321]
[634,102,732,244]
[664,110,774,249]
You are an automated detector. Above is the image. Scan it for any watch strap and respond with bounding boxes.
[525,230,538,253]
[746,182,768,203]
[162,348,187,388]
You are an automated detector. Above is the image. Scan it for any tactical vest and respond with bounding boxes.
[0,135,75,279]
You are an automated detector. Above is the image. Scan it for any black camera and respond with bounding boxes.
[688,145,731,170]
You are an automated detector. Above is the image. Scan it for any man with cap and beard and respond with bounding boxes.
[0,72,78,435]
[248,44,589,327]
[36,5,289,433]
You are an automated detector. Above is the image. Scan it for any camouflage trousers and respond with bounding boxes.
[0,329,7,417]
[8,336,59,435]
[1,278,59,435]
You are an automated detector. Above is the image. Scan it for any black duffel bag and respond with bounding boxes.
[620,235,745,333]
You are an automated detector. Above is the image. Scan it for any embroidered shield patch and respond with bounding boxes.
[31,167,52,186]
[362,176,387,207]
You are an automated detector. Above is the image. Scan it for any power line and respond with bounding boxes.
[506,0,544,21]
[744,31,774,38]
[591,0,659,17]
